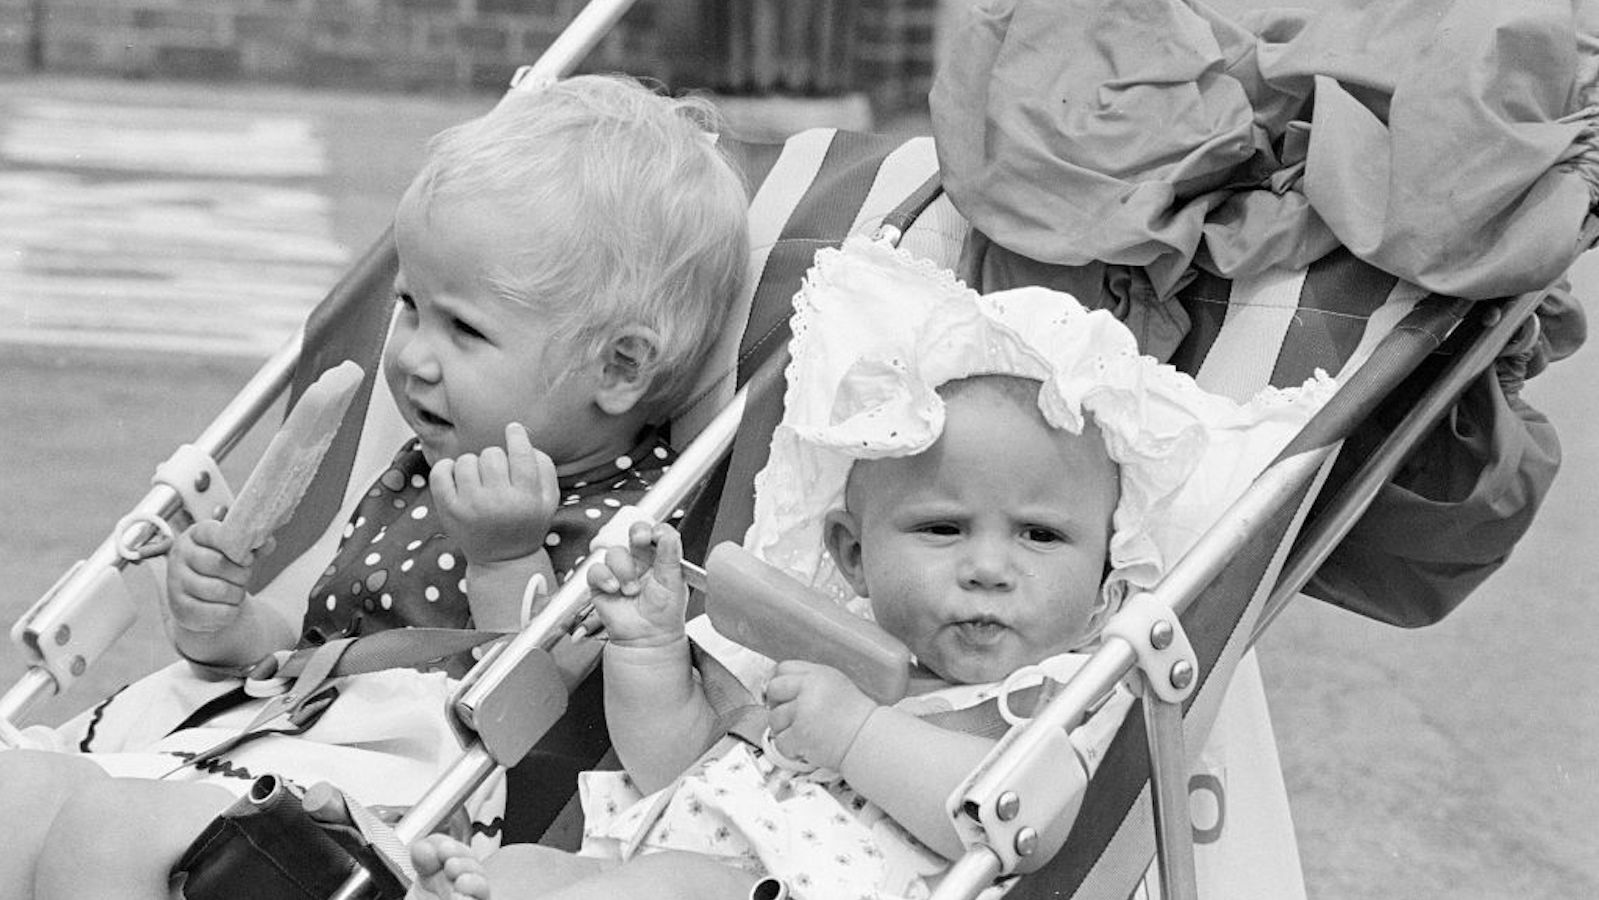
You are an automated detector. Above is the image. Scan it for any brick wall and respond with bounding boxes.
[855,0,939,114]
[0,0,34,74]
[678,0,935,115]
[27,0,666,92]
[10,0,936,112]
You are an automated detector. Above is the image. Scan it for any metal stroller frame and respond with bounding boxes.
[4,1,1593,897]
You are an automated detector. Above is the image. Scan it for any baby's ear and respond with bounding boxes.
[594,325,662,416]
[823,509,869,597]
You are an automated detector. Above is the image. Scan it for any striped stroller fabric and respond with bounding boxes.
[1172,247,1423,398]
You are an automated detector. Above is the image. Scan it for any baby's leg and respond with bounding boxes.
[535,851,760,900]
[33,771,234,900]
[0,751,109,899]
[411,836,615,900]
[410,838,757,900]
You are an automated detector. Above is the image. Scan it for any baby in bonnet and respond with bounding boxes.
[410,236,1333,900]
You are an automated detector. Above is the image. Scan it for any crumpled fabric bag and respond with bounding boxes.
[933,0,1599,302]
[1305,365,1562,627]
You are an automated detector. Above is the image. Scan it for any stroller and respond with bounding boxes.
[3,0,1593,897]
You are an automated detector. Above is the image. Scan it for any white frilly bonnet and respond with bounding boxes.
[738,236,1338,642]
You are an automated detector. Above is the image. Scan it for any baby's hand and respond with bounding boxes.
[764,660,877,772]
[432,423,558,565]
[586,521,687,648]
[165,518,261,634]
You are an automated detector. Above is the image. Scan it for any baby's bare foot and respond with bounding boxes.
[409,834,491,900]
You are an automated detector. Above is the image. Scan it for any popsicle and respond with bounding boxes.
[705,541,912,704]
[214,360,365,562]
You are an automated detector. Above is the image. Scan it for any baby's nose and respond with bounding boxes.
[391,332,440,381]
[959,537,1016,591]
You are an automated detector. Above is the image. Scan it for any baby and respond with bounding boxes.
[0,73,749,900]
[408,237,1333,899]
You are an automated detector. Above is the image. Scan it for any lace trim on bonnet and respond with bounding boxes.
[742,236,1337,648]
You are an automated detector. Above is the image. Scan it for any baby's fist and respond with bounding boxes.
[431,422,558,564]
[763,660,876,772]
[587,521,688,648]
[164,519,255,634]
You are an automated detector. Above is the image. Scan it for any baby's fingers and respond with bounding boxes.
[763,667,805,706]
[474,445,510,489]
[644,524,685,594]
[178,524,255,585]
[764,697,796,735]
[429,457,460,510]
[585,561,618,595]
[590,543,645,597]
[504,424,557,499]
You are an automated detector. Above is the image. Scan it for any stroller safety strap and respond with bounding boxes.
[164,627,515,776]
[259,627,510,686]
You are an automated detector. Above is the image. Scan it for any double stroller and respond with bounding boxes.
[4,0,1594,898]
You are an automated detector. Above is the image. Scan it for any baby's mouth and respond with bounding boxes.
[413,406,451,430]
[950,619,1009,646]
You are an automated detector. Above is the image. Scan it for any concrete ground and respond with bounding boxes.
[0,72,1595,899]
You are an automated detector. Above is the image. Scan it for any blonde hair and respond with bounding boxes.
[410,74,750,417]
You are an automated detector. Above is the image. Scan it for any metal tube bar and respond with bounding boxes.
[1158,450,1329,620]
[513,0,640,89]
[1143,686,1198,900]
[932,846,1007,900]
[192,329,302,462]
[396,745,498,846]
[0,668,57,727]
[325,870,372,900]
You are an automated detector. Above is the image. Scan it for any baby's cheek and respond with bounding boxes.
[864,590,920,650]
[381,349,415,412]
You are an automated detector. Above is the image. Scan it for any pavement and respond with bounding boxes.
[1,74,1595,899]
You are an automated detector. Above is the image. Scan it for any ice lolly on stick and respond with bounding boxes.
[705,541,912,704]
[214,360,365,562]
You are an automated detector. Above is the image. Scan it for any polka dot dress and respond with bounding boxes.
[297,431,682,672]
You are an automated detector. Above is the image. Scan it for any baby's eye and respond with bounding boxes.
[916,522,961,537]
[1022,526,1066,545]
[452,318,487,341]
